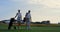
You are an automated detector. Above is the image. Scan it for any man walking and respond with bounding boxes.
[15,10,22,29]
[8,18,16,30]
[25,10,32,30]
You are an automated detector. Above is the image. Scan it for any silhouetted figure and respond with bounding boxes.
[15,10,22,29]
[25,10,32,30]
[8,18,16,30]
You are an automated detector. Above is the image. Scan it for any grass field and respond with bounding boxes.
[0,24,60,32]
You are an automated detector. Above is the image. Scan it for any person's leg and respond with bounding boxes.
[17,18,21,29]
[27,22,30,30]
[8,24,12,30]
[26,19,28,29]
[17,21,21,29]
[13,22,16,29]
[26,19,30,30]
[14,26,16,29]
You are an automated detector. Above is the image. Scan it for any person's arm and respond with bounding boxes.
[25,13,28,18]
[20,13,22,21]
[15,13,18,18]
[30,14,32,22]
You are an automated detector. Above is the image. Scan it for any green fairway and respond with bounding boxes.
[0,24,60,32]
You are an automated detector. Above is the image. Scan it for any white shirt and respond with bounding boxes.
[16,12,22,20]
[26,13,31,19]
[17,12,21,18]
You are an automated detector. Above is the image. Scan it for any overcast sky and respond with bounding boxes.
[0,0,60,24]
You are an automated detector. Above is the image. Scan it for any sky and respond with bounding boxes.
[0,0,60,24]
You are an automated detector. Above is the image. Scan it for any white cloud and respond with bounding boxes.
[28,0,60,8]
[9,0,60,8]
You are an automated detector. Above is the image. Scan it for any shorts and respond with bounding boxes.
[17,18,21,25]
[26,18,31,25]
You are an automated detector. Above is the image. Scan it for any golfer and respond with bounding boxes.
[8,18,16,30]
[25,10,31,30]
[15,10,22,29]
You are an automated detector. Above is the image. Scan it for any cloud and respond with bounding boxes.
[0,0,60,23]
[28,0,60,8]
[9,0,60,8]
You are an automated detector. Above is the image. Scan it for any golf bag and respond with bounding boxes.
[23,17,27,22]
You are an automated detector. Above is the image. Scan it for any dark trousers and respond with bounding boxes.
[8,23,16,30]
[8,18,16,30]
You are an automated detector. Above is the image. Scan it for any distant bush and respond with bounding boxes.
[14,24,60,27]
[30,24,60,27]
